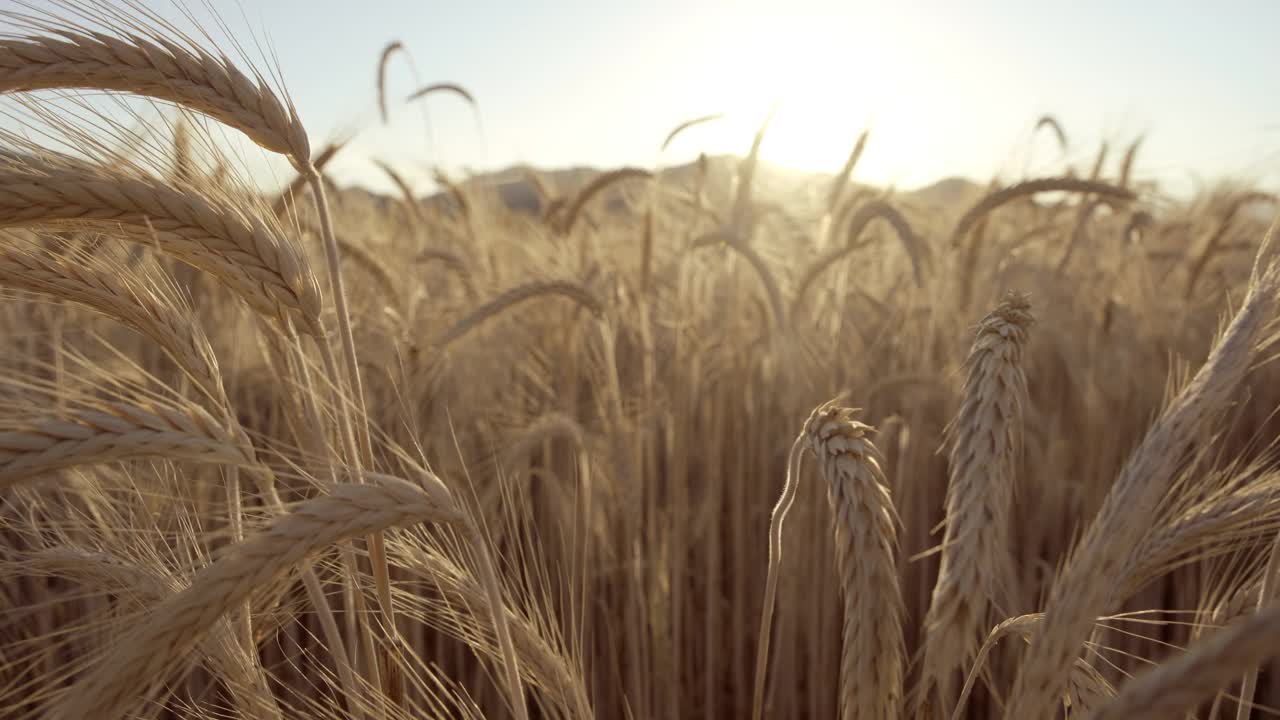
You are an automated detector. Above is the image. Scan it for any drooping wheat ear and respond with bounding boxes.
[1084,602,1280,720]
[922,291,1033,711]
[660,112,725,151]
[376,40,407,124]
[826,129,870,214]
[802,403,905,720]
[1004,230,1280,719]
[47,476,467,720]
[556,167,652,236]
[0,242,224,402]
[405,82,477,108]
[433,280,604,350]
[691,230,786,331]
[794,200,929,319]
[0,398,255,491]
[950,177,1135,248]
[0,154,323,334]
[0,27,309,166]
[1034,114,1068,154]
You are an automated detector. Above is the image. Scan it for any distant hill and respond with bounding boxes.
[328,158,984,220]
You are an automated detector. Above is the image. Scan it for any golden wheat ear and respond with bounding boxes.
[803,404,905,720]
[920,291,1033,712]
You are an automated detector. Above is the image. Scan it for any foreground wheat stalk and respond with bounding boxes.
[1004,227,1280,718]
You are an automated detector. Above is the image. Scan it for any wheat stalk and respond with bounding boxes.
[922,291,1033,711]
[751,431,808,720]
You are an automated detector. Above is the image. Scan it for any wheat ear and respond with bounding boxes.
[1004,229,1280,718]
[0,155,322,333]
[950,177,1135,248]
[434,280,604,349]
[0,27,309,164]
[0,243,224,399]
[804,403,905,720]
[922,292,1033,710]
[0,399,254,491]
[47,477,465,720]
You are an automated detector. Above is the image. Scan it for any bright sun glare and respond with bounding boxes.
[660,7,950,189]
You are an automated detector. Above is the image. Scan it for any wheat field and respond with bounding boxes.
[3,3,1280,719]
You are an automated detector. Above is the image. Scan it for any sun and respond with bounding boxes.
[662,6,945,189]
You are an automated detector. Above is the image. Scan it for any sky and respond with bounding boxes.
[14,1,1280,197]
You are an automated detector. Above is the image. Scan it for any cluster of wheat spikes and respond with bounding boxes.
[7,3,1280,720]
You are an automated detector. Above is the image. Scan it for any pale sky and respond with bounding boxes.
[13,1,1280,197]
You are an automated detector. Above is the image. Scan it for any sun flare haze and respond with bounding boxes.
[6,2,1280,720]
